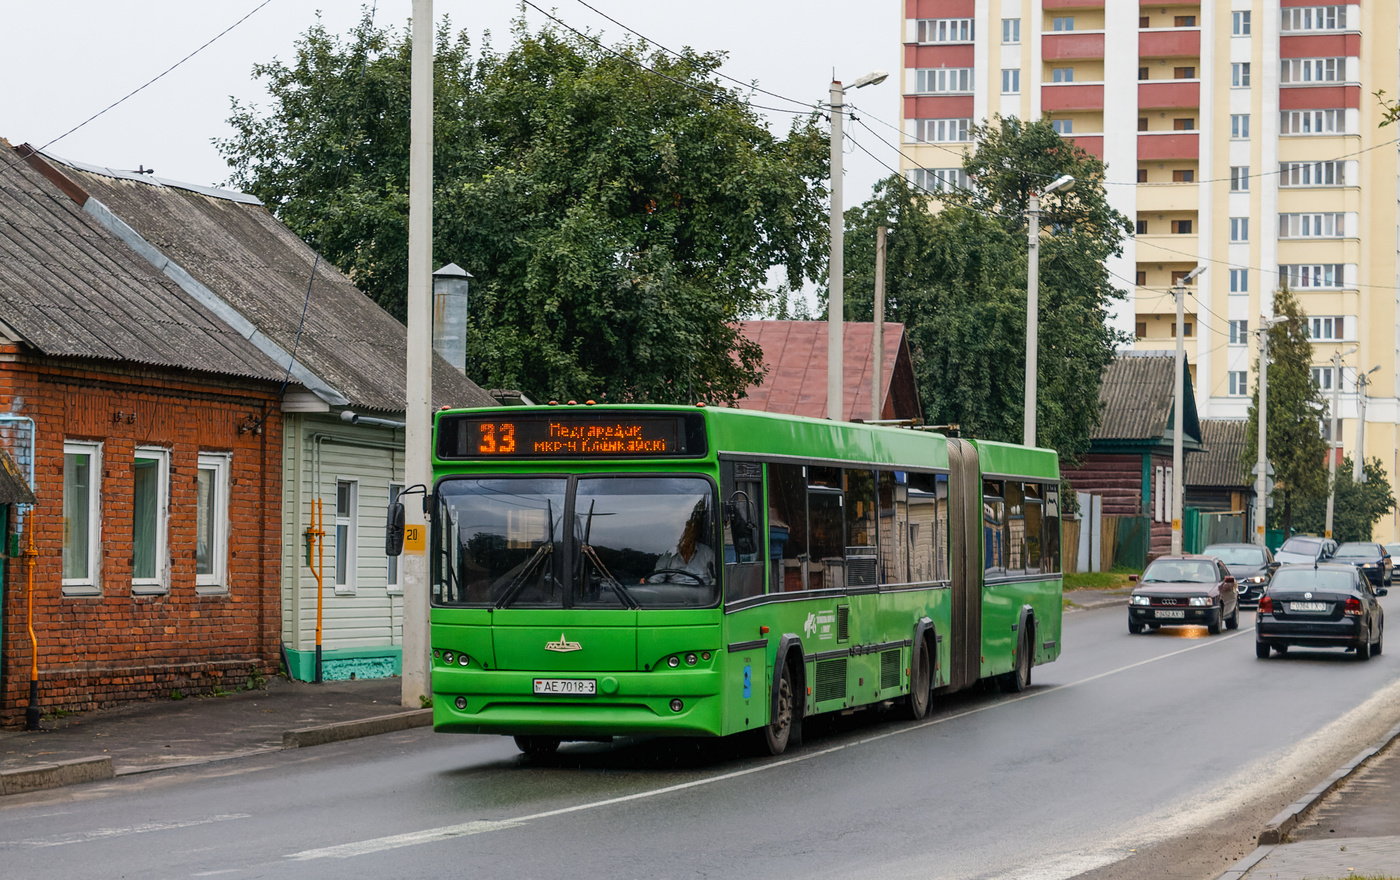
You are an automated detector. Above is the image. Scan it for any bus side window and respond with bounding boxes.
[769,463,809,592]
[1005,481,1025,573]
[935,474,950,582]
[906,472,938,583]
[722,460,765,602]
[845,469,877,586]
[1024,483,1043,574]
[983,479,1006,577]
[878,471,906,585]
[1044,484,1061,574]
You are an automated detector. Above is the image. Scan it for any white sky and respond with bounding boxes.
[3,0,902,204]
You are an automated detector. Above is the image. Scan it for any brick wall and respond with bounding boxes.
[0,351,283,726]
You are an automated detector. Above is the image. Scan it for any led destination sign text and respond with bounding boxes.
[439,413,705,459]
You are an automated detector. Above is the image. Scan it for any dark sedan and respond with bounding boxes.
[1274,536,1334,565]
[1128,555,1240,635]
[1202,542,1276,606]
[1256,563,1385,659]
[1332,542,1393,588]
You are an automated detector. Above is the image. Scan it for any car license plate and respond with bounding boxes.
[534,678,597,695]
[1156,609,1185,619]
[1289,602,1328,613]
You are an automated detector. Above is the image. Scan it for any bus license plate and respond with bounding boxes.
[534,679,597,695]
[1155,609,1185,619]
[1290,602,1328,613]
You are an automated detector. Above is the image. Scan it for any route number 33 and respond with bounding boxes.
[477,422,517,454]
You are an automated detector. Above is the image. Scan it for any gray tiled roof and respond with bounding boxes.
[1092,352,1202,444]
[1185,419,1250,487]
[0,144,285,381]
[48,155,494,413]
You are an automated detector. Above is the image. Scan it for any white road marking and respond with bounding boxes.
[9,814,251,848]
[286,630,1249,862]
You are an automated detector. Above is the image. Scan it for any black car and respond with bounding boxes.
[1255,563,1386,659]
[1202,542,1276,607]
[1332,542,1393,588]
[1274,536,1334,565]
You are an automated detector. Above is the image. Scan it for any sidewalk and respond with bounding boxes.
[1064,587,1133,611]
[0,676,430,795]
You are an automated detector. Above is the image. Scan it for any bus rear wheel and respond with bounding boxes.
[999,629,1032,694]
[905,637,932,720]
[763,664,796,756]
[514,735,561,756]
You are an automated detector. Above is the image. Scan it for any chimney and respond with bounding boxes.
[432,263,472,374]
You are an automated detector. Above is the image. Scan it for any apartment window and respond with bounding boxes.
[1229,372,1249,396]
[1002,18,1020,43]
[1280,212,1346,238]
[1282,6,1345,32]
[912,118,971,143]
[1233,11,1251,36]
[1171,270,1190,285]
[1135,219,1148,234]
[1135,270,1147,286]
[1138,117,1148,132]
[1171,322,1194,338]
[1171,219,1193,235]
[196,453,230,593]
[1137,168,1148,182]
[132,447,170,594]
[1312,367,1335,390]
[1229,320,1249,345]
[1280,161,1345,187]
[1174,15,1196,27]
[1309,316,1344,340]
[1230,166,1250,191]
[334,479,359,594]
[908,167,970,195]
[917,68,974,94]
[1171,169,1194,182]
[1138,67,1149,81]
[1052,68,1074,83]
[1281,58,1343,84]
[1052,17,1074,31]
[63,441,102,594]
[1232,63,1251,87]
[1281,109,1343,135]
[1136,322,1148,339]
[387,482,403,593]
[1052,119,1073,134]
[1280,263,1346,289]
[1230,268,1248,293]
[1231,114,1250,139]
[1174,67,1196,79]
[1139,16,1150,29]
[1173,118,1196,131]
[1230,217,1249,242]
[917,18,975,43]
[1001,69,1021,94]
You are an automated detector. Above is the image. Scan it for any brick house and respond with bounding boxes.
[0,142,292,724]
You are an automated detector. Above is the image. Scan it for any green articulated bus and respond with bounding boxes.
[407,404,1062,756]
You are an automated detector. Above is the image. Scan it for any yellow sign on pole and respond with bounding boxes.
[403,524,426,554]
[1171,519,1181,531]
[1324,530,1332,538]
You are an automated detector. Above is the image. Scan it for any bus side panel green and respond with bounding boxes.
[981,583,1018,677]
[718,605,768,737]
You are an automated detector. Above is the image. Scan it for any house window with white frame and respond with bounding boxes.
[1052,68,1074,83]
[1232,63,1251,87]
[1052,119,1073,134]
[1280,263,1346,288]
[907,167,970,195]
[387,482,403,593]
[195,453,231,593]
[916,68,973,94]
[1052,17,1074,31]
[1282,6,1345,31]
[1229,269,1248,292]
[1228,372,1249,396]
[1230,217,1249,242]
[1230,166,1250,191]
[1280,161,1344,187]
[63,441,102,595]
[911,118,971,143]
[1001,69,1020,94]
[1002,18,1020,43]
[1233,11,1251,35]
[1281,57,1343,84]
[1312,366,1335,390]
[1308,316,1344,340]
[1281,109,1343,135]
[1230,114,1250,139]
[1229,320,1249,344]
[132,447,170,594]
[335,479,359,594]
[917,18,974,43]
[1280,212,1346,238]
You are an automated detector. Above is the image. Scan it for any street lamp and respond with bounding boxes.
[1325,345,1357,538]
[1170,265,1206,555]
[1023,173,1075,447]
[827,69,888,421]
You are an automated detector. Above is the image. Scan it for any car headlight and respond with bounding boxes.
[1188,596,1214,606]
[1245,576,1267,585]
[1130,595,1151,606]
[1362,563,1378,568]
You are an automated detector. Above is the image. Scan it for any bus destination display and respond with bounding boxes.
[438,413,705,459]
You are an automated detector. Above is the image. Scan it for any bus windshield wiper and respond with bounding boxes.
[495,542,554,608]
[579,543,639,609]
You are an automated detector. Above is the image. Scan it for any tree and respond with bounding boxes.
[218,16,829,404]
[841,116,1130,464]
[1241,286,1329,533]
[1293,456,1398,542]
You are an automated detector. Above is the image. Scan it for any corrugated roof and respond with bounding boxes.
[0,142,285,382]
[47,155,494,413]
[1093,352,1202,445]
[1186,419,1250,487]
[736,321,915,420]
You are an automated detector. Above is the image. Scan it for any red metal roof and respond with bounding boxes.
[737,321,916,421]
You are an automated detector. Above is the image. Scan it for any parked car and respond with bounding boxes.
[1274,536,1335,565]
[1332,542,1394,588]
[1202,542,1276,607]
[1255,563,1386,659]
[1128,555,1240,635]
[1384,542,1400,562]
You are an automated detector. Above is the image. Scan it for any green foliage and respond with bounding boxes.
[217,15,829,404]
[842,116,1129,464]
[170,688,185,701]
[1241,286,1329,531]
[1293,456,1398,542]
[1377,89,1400,127]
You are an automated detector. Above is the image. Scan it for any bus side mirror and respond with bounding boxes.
[726,495,758,557]
[386,501,406,556]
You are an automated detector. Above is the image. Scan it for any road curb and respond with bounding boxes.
[1215,718,1400,878]
[282,708,433,748]
[0,756,114,796]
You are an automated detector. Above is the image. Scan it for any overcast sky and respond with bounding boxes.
[4,0,902,205]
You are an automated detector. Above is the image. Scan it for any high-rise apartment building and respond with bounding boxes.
[900,1,1399,539]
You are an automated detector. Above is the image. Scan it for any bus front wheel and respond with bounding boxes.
[763,664,796,756]
[514,735,561,756]
[905,637,932,720]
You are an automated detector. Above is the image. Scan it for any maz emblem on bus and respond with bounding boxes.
[545,634,583,653]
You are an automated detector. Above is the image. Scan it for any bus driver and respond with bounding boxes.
[649,500,715,584]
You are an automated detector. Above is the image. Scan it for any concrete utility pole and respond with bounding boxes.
[1024,174,1074,447]
[1325,346,1356,538]
[871,225,886,422]
[1254,317,1279,546]
[1354,366,1379,483]
[401,0,434,709]
[1170,266,1205,555]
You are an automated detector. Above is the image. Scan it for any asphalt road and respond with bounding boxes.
[4,600,1400,880]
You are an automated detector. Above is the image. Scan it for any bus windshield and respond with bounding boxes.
[434,475,718,609]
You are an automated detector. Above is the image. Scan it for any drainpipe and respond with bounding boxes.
[23,514,38,729]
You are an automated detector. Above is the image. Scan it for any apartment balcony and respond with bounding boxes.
[1139,80,1200,110]
[1067,135,1103,159]
[1280,33,1360,58]
[1138,131,1198,161]
[904,95,974,118]
[1042,32,1105,61]
[1136,233,1200,265]
[1136,182,1199,214]
[1042,83,1104,112]
[906,0,973,18]
[1043,0,1103,8]
[1139,29,1201,59]
[1279,85,1361,110]
[906,44,974,68]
